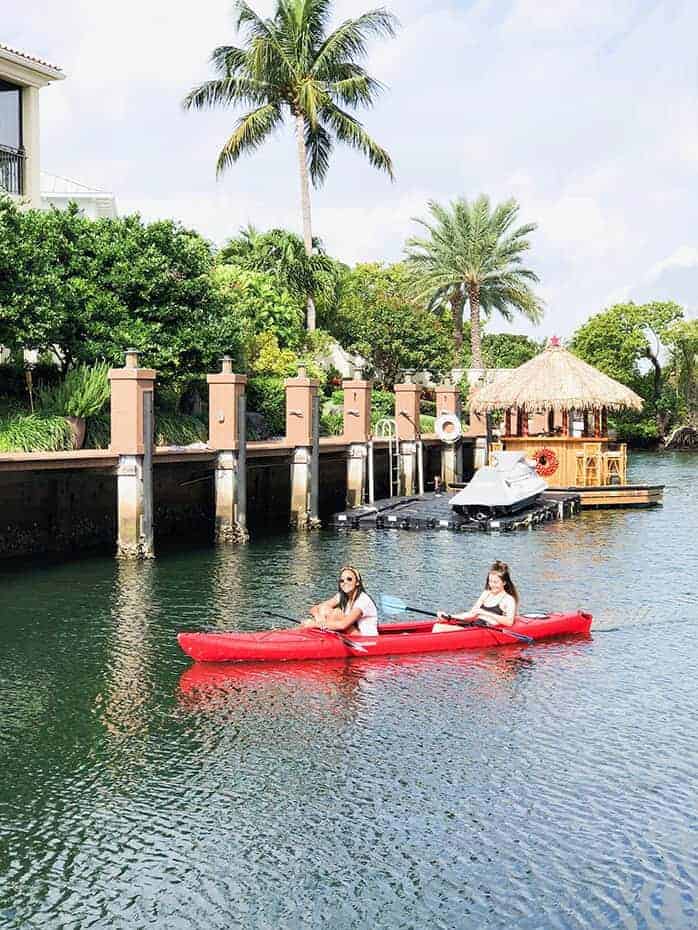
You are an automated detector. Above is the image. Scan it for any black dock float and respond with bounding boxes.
[330,491,581,533]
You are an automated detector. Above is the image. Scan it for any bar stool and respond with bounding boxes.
[574,451,586,486]
[585,443,602,485]
[603,446,626,485]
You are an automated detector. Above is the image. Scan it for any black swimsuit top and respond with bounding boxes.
[480,601,504,616]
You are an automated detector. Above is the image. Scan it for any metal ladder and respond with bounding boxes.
[373,418,399,499]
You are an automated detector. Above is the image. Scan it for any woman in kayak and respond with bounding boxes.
[432,560,519,632]
[302,565,379,637]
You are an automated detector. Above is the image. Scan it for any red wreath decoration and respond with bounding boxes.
[534,447,559,477]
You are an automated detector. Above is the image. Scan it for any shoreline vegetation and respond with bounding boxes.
[2,0,697,453]
[0,197,696,454]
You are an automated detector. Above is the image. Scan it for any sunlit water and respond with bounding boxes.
[1,452,697,929]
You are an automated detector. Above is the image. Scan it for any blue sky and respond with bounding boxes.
[6,0,698,337]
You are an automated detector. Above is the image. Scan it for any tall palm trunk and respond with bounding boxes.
[450,289,464,355]
[294,112,316,331]
[468,281,483,370]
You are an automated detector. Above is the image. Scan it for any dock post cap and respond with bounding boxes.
[297,364,307,379]
[401,369,415,384]
[220,354,234,374]
[124,348,141,369]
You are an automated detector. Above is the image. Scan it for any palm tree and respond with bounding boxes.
[183,0,397,330]
[219,225,343,321]
[405,196,543,370]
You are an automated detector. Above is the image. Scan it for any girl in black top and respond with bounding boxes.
[432,560,519,632]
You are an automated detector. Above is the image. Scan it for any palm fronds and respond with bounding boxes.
[405,196,543,367]
[182,0,397,186]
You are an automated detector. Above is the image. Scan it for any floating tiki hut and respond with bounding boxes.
[469,338,660,503]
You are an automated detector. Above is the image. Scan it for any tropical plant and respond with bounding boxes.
[84,411,111,450]
[182,0,397,329]
[247,375,287,436]
[0,413,72,452]
[405,196,543,368]
[212,261,303,350]
[37,363,111,419]
[219,226,343,329]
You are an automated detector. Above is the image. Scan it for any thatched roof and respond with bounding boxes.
[469,341,644,413]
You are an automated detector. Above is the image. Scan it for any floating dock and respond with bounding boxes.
[330,490,581,533]
[571,484,664,508]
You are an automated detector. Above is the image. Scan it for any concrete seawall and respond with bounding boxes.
[0,439,463,560]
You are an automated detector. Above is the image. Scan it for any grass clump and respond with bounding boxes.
[0,413,72,452]
[155,414,207,446]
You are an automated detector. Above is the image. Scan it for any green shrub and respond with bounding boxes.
[0,413,72,452]
[419,414,436,433]
[84,411,111,449]
[320,409,344,436]
[420,399,436,417]
[247,376,286,437]
[37,363,110,419]
[154,413,207,446]
[371,390,394,424]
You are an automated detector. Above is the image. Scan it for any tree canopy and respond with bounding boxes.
[331,262,454,386]
[570,301,685,440]
[0,198,248,387]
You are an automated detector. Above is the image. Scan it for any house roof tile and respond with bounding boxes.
[0,42,64,76]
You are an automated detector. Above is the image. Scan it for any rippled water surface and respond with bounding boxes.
[1,452,697,929]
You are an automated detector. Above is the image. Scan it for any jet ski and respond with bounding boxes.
[450,451,547,519]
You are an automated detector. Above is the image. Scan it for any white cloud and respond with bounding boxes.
[5,0,698,337]
[646,246,698,283]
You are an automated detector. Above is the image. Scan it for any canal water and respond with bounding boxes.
[1,452,697,929]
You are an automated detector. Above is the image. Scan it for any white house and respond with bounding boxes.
[0,42,65,207]
[1,43,117,217]
[41,171,118,219]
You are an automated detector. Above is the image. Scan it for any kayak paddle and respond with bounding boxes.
[379,593,534,645]
[262,610,368,653]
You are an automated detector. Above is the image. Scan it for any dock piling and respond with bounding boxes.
[108,349,156,559]
[207,358,248,543]
[285,366,321,529]
[435,381,463,489]
[342,372,372,508]
[395,378,422,495]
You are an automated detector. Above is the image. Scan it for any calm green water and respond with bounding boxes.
[1,452,697,929]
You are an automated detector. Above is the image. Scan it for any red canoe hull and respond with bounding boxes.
[177,612,592,663]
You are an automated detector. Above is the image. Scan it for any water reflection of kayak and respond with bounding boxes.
[177,613,592,664]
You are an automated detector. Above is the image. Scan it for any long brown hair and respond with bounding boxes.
[337,565,372,612]
[485,560,519,608]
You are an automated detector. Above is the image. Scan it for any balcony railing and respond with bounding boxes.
[0,144,25,196]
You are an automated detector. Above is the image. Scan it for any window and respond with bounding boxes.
[0,80,23,194]
[0,80,22,149]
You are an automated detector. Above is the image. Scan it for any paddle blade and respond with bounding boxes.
[379,593,409,615]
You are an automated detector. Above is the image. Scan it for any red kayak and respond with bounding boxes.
[177,612,592,663]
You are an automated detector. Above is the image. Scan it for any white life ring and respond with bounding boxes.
[435,413,462,444]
